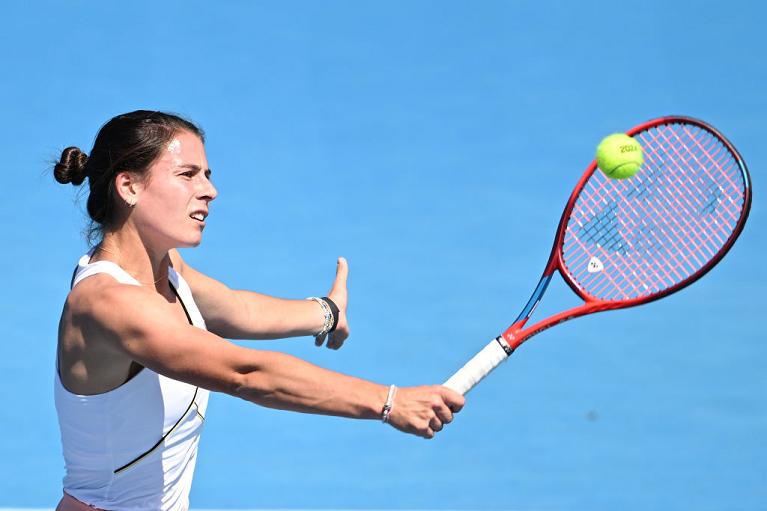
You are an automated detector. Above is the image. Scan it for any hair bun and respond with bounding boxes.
[54,147,89,185]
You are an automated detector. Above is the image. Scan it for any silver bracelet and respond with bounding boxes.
[307,297,333,337]
[381,384,397,423]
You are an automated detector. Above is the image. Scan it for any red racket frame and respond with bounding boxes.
[500,116,752,352]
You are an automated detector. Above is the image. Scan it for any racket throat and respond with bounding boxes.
[502,274,553,349]
[514,274,553,323]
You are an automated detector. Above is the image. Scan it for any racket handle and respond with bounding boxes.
[443,337,513,395]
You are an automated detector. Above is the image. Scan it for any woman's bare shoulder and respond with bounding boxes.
[64,274,163,329]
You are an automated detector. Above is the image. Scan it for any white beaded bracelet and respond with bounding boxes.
[381,384,397,423]
[306,297,333,337]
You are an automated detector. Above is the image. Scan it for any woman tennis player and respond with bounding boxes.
[53,110,464,511]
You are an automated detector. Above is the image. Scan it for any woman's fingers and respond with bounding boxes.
[387,385,466,439]
[315,257,350,349]
[329,257,348,300]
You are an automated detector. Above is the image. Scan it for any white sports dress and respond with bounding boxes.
[55,253,210,510]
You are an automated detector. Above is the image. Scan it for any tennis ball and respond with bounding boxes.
[596,133,644,179]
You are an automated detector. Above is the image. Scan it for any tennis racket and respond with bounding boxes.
[444,116,752,395]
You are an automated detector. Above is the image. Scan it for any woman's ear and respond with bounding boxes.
[114,171,143,208]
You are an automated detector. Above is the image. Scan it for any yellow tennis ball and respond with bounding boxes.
[596,133,644,179]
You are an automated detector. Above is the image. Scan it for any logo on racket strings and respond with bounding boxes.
[587,256,604,273]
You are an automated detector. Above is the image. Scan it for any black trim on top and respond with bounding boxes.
[113,278,201,474]
[113,385,200,474]
[170,280,194,325]
[69,266,78,290]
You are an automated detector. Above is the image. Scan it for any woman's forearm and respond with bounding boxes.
[209,290,325,340]
[232,350,388,419]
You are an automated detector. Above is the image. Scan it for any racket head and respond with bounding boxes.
[551,116,751,308]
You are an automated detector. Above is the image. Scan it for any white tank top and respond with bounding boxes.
[55,252,210,511]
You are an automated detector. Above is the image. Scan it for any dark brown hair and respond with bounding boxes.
[53,110,205,243]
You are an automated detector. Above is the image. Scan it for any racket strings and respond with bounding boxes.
[592,125,740,295]
[561,122,747,301]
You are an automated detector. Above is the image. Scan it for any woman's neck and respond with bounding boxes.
[93,230,171,288]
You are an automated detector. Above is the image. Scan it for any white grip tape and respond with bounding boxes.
[443,338,511,395]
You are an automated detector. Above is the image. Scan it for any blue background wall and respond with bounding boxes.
[1,1,764,509]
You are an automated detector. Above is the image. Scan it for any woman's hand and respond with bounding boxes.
[386,385,465,439]
[317,257,349,349]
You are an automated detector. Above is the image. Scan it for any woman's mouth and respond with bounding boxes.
[190,211,207,223]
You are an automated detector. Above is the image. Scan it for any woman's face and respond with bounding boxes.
[131,130,218,249]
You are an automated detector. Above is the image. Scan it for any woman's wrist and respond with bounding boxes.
[306,296,339,338]
[381,384,397,423]
[322,296,340,332]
